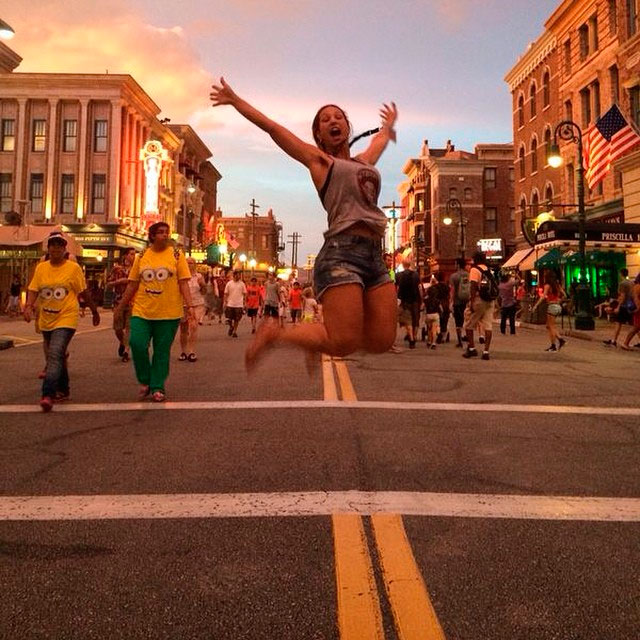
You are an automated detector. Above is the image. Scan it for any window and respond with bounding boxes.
[545,184,554,205]
[519,146,526,178]
[0,173,12,212]
[91,174,106,213]
[518,95,524,128]
[628,0,637,36]
[589,15,599,51]
[631,86,640,127]
[609,0,617,35]
[579,23,589,60]
[531,192,540,217]
[610,65,620,103]
[580,87,592,127]
[564,40,572,74]
[615,170,623,189]
[60,174,75,214]
[544,127,552,164]
[449,187,457,199]
[565,99,573,121]
[531,138,538,173]
[543,71,550,107]
[262,234,269,249]
[93,120,108,152]
[592,80,601,119]
[484,167,497,189]
[63,120,77,152]
[464,187,472,201]
[484,208,497,235]
[1,119,15,152]
[530,82,537,118]
[32,119,46,152]
[509,167,515,184]
[30,174,44,214]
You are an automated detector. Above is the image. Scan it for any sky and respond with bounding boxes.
[5,0,559,263]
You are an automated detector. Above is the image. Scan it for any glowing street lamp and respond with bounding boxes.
[0,19,15,40]
[248,258,257,269]
[239,253,247,263]
[444,197,466,258]
[187,182,196,195]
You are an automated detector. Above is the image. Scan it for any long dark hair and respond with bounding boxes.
[311,104,352,151]
[544,271,559,295]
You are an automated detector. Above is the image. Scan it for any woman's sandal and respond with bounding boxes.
[179,352,188,361]
[151,390,166,403]
[187,353,197,362]
[138,385,150,400]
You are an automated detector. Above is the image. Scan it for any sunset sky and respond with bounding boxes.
[6,0,559,262]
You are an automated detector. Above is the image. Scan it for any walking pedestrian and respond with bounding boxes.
[223,270,247,337]
[431,271,451,344]
[23,232,101,411]
[246,276,262,333]
[423,285,441,349]
[107,247,136,362]
[620,273,640,350]
[301,287,319,323]
[178,257,206,362]
[396,258,421,348]
[262,271,280,320]
[289,281,303,324]
[5,275,22,317]
[203,273,219,324]
[462,251,498,360]
[383,253,396,283]
[603,268,635,347]
[209,79,398,368]
[498,273,518,335]
[114,222,195,402]
[532,272,567,352]
[449,258,470,348]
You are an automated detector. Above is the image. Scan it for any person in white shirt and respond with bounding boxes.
[179,257,207,362]
[224,270,247,338]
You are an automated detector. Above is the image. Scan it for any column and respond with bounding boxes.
[76,99,89,220]
[13,98,27,206]
[44,98,59,220]
[108,99,123,221]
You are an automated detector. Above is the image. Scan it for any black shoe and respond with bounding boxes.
[478,336,485,344]
[545,344,557,352]
[481,351,490,360]
[118,343,126,358]
[558,338,566,350]
[463,348,478,358]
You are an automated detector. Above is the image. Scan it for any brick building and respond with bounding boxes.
[397,140,515,276]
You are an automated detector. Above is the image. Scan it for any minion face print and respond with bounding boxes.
[140,267,174,296]
[39,286,69,316]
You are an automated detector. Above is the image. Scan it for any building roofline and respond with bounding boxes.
[168,124,212,159]
[504,30,556,92]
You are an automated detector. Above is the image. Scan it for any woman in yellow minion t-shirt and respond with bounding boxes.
[115,222,194,402]
[24,232,100,412]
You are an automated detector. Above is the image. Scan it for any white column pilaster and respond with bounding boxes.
[13,98,28,205]
[44,98,59,220]
[108,99,123,221]
[76,99,89,220]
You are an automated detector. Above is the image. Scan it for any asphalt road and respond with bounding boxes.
[1,314,639,639]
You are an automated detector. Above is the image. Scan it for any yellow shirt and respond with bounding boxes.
[129,246,190,320]
[28,260,86,331]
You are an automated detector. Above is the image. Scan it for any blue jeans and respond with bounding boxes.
[41,328,75,398]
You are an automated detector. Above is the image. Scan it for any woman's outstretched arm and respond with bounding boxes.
[355,102,398,166]
[210,78,327,172]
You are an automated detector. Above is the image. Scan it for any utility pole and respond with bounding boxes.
[248,198,259,264]
[287,232,301,269]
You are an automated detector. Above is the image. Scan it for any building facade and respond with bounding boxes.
[397,140,515,276]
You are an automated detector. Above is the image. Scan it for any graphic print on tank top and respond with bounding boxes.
[357,167,381,210]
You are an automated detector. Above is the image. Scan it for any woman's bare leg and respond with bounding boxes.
[362,283,398,352]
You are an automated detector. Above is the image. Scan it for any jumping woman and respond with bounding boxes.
[209,78,398,370]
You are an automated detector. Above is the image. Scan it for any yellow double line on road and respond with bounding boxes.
[323,355,446,639]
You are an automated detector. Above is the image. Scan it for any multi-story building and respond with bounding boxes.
[397,139,515,276]
[0,41,221,287]
[505,0,640,295]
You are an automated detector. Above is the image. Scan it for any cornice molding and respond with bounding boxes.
[505,31,556,92]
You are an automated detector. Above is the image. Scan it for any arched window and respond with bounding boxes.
[519,145,526,178]
[543,71,550,107]
[518,95,525,128]
[530,82,537,118]
[531,191,540,217]
[543,127,552,164]
[531,136,538,173]
[544,184,554,206]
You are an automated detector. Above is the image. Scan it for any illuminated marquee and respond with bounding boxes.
[140,140,169,227]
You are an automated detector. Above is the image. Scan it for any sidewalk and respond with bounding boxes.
[514,315,637,344]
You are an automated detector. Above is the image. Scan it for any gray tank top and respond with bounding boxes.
[318,157,387,239]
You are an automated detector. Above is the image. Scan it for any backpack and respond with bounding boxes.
[477,266,499,302]
[456,270,471,302]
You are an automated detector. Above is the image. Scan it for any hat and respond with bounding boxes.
[47,231,68,246]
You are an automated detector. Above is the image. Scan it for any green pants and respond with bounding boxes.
[129,317,180,393]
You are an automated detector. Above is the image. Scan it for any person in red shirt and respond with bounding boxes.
[245,276,262,334]
[289,281,303,323]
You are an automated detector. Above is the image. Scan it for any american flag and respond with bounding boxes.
[583,104,640,189]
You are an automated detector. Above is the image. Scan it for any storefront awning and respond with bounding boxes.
[535,220,640,251]
[0,225,83,257]
[501,248,533,269]
[535,247,564,267]
[519,248,550,272]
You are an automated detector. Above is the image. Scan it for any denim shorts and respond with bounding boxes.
[313,233,391,299]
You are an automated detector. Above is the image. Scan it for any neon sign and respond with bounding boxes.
[140,140,169,226]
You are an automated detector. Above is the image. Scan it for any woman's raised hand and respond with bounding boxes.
[379,102,398,142]
[210,77,239,107]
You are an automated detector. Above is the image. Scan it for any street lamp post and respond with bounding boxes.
[383,202,402,272]
[443,197,466,259]
[547,121,595,330]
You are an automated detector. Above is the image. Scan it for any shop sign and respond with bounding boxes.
[536,221,640,244]
[599,213,625,224]
[477,238,503,260]
[71,234,114,244]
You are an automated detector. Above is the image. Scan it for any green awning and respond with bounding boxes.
[534,247,563,267]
